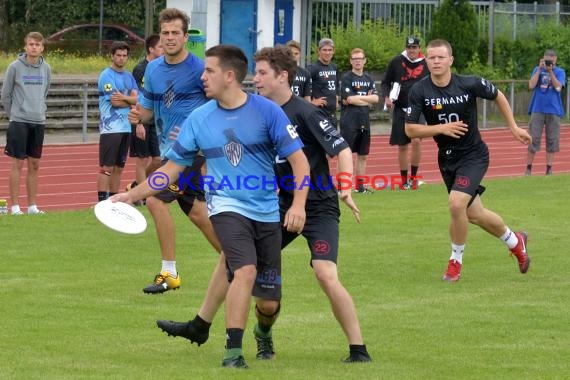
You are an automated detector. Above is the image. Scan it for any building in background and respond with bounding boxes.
[168,0,301,72]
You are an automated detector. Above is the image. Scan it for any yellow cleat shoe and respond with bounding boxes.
[143,271,181,294]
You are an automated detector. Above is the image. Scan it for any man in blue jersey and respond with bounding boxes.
[115,44,310,369]
[128,8,222,294]
[97,41,138,202]
[154,46,371,364]
[127,34,163,198]
[405,39,532,282]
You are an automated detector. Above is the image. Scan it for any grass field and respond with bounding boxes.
[1,175,569,380]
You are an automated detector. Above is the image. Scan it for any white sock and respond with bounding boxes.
[11,205,21,214]
[450,243,465,264]
[28,204,39,213]
[161,260,177,277]
[500,228,518,250]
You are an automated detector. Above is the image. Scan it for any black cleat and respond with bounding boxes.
[156,319,209,346]
[254,334,275,360]
[342,351,372,363]
[222,355,249,369]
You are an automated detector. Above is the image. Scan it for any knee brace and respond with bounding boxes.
[255,303,281,325]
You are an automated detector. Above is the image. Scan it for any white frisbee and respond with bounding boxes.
[94,199,147,234]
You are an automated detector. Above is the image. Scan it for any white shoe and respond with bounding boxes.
[12,210,24,215]
[28,208,46,215]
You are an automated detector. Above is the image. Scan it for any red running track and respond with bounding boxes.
[1,127,569,212]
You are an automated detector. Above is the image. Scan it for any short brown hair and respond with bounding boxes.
[426,39,453,56]
[286,40,301,51]
[159,8,190,33]
[350,48,365,58]
[25,32,45,44]
[110,41,130,55]
[205,45,248,83]
[254,45,297,87]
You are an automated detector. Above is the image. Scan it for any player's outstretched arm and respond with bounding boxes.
[111,161,183,204]
[495,90,532,146]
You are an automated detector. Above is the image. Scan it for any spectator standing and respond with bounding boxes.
[2,32,51,215]
[127,34,164,194]
[285,40,312,101]
[382,36,429,189]
[525,49,565,176]
[307,38,340,127]
[340,48,379,193]
[97,41,138,202]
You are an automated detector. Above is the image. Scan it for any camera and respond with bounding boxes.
[545,59,553,67]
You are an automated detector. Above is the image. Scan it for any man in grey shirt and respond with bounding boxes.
[2,31,51,215]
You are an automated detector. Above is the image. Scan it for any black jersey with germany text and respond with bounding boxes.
[292,66,312,98]
[406,74,498,151]
[307,60,339,116]
[275,95,348,202]
[340,70,378,128]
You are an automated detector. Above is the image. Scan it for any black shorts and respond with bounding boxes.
[152,156,206,215]
[439,143,489,198]
[390,108,425,146]
[4,121,45,159]
[281,197,340,264]
[129,123,160,158]
[210,212,282,301]
[340,125,370,156]
[99,133,130,168]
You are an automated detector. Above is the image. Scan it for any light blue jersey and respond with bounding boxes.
[166,93,304,222]
[98,68,138,134]
[139,54,208,157]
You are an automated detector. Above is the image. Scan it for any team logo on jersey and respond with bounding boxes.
[223,129,243,167]
[163,82,175,109]
[104,83,113,93]
[481,78,496,93]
